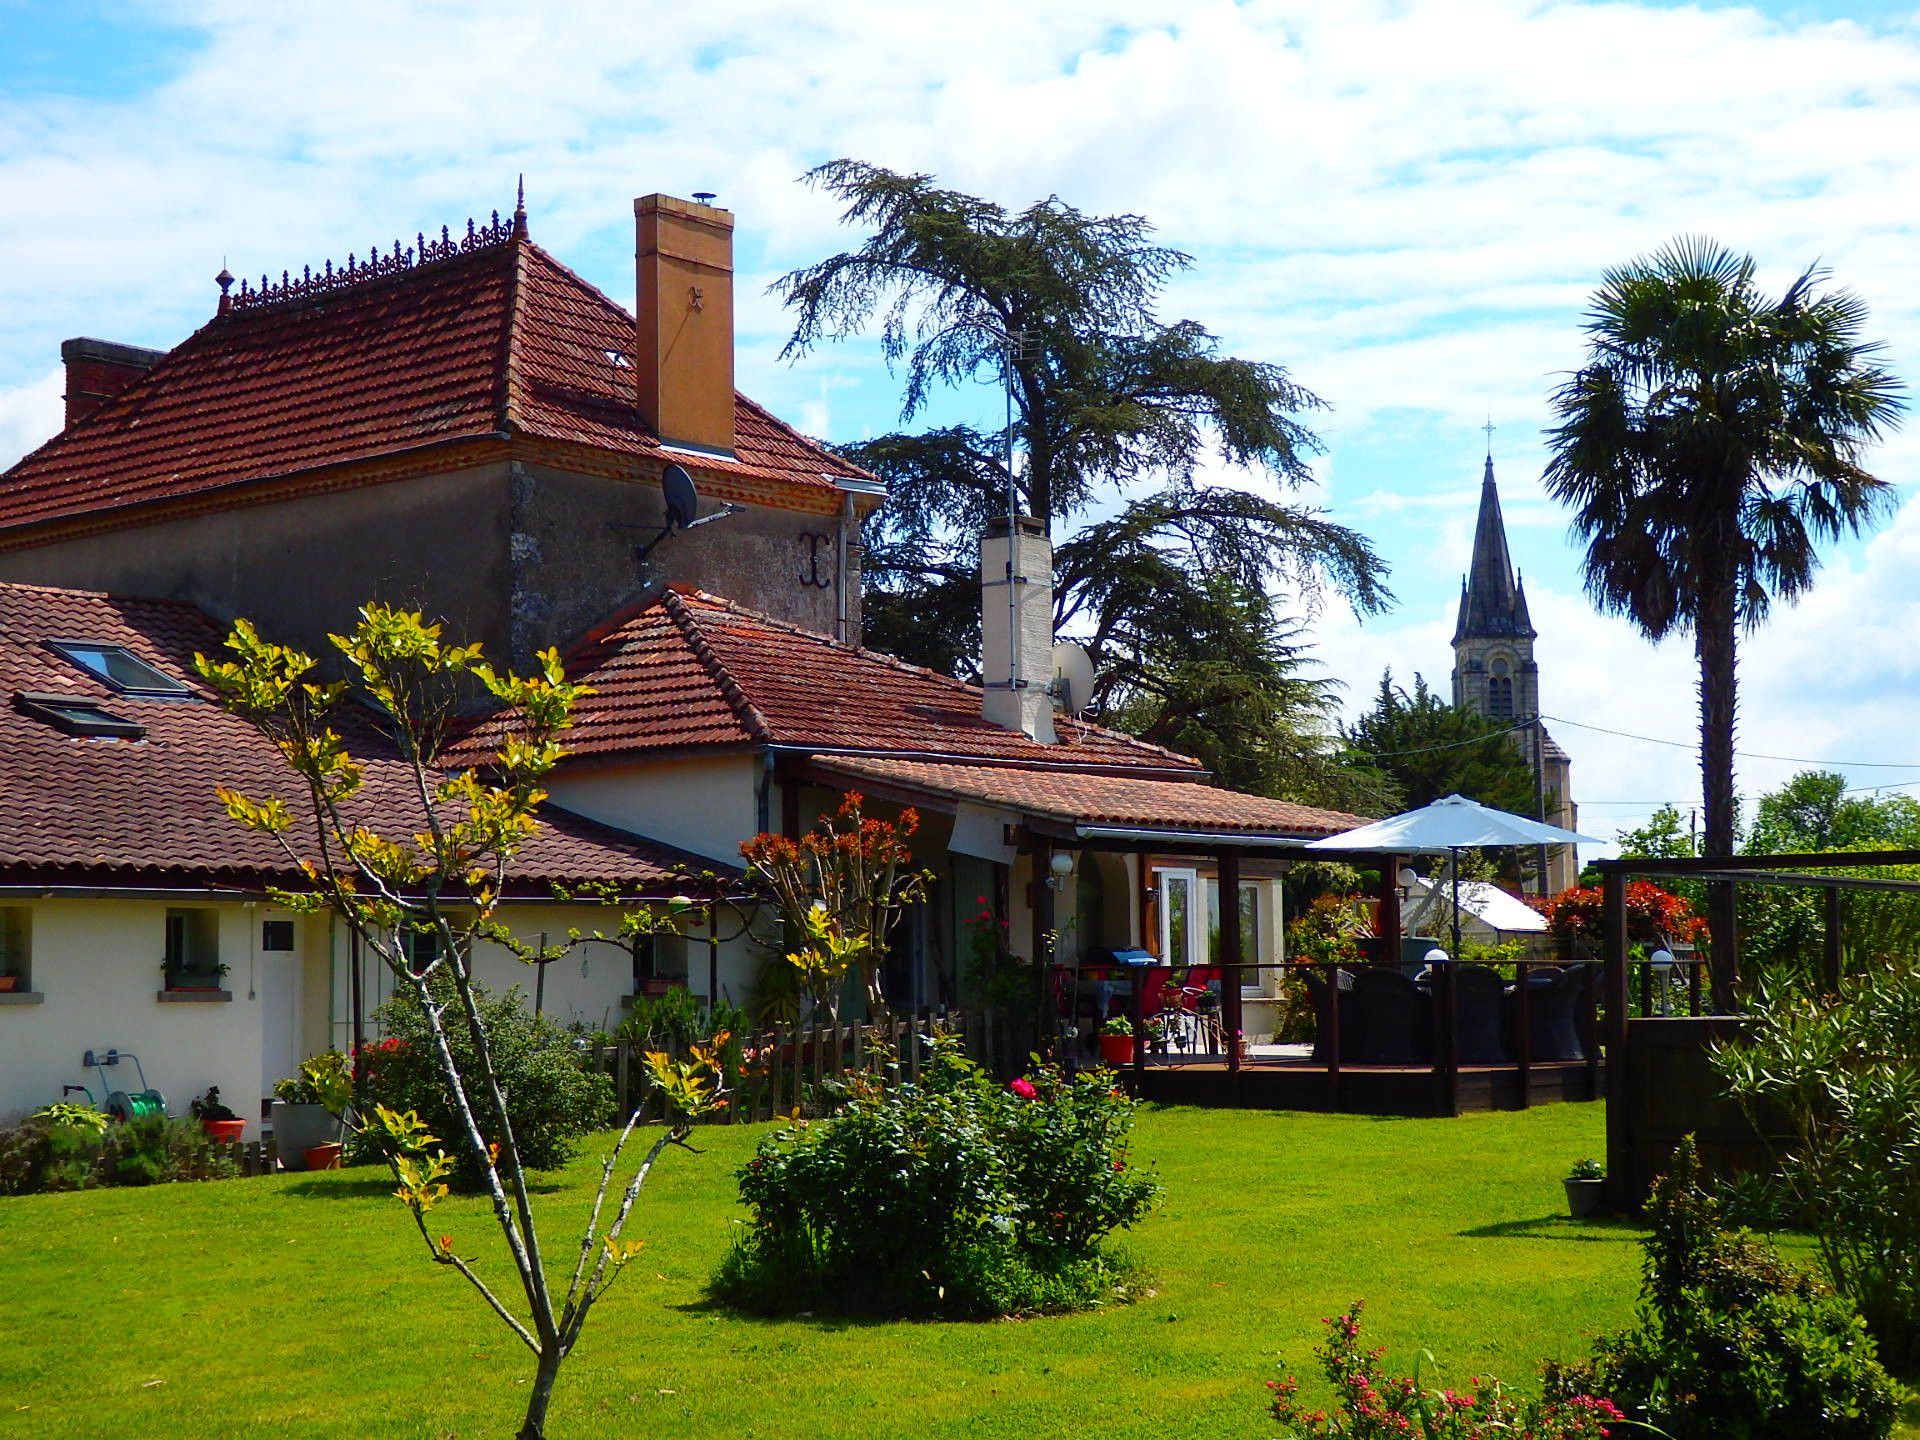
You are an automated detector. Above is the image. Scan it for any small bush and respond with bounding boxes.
[1714,964,1920,1372]
[0,1116,98,1195]
[99,1114,233,1187]
[1545,1136,1896,1440]
[1269,1302,1623,1439]
[365,978,615,1189]
[712,1041,1158,1318]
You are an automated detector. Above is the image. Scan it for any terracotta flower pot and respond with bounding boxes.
[201,1118,246,1144]
[1098,1033,1135,1066]
[0,976,17,992]
[303,1142,344,1171]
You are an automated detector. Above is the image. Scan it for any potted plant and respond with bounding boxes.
[189,1086,247,1144]
[1564,1157,1607,1218]
[162,956,231,992]
[1098,1015,1135,1067]
[270,1051,353,1170]
[1141,1013,1169,1056]
[0,969,18,993]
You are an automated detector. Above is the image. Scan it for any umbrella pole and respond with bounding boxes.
[1449,848,1463,962]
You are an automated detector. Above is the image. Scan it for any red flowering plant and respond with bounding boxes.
[1268,1302,1625,1440]
[1537,881,1704,951]
[739,792,932,1027]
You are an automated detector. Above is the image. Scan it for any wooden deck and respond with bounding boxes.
[1120,1056,1602,1116]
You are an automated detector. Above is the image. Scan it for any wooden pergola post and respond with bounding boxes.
[1375,855,1402,967]
[1823,885,1845,995]
[1601,868,1631,1210]
[1219,849,1243,1080]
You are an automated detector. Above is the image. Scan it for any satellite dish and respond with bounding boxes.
[661,463,699,530]
[1050,642,1097,715]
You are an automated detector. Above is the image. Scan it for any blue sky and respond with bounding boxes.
[1,0,1917,853]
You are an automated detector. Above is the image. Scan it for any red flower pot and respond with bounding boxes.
[201,1118,246,1144]
[303,1142,343,1171]
[1098,1033,1134,1066]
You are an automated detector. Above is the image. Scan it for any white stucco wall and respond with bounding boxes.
[0,898,306,1126]
[544,755,761,868]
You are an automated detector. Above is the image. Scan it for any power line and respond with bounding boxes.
[1345,718,1534,760]
[1540,713,1920,770]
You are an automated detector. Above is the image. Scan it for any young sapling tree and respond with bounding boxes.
[196,604,724,1440]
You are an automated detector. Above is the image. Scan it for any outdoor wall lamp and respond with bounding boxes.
[1045,851,1076,890]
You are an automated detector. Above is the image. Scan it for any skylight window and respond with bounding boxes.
[45,641,191,696]
[12,692,146,740]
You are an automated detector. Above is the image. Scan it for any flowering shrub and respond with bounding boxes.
[1268,1303,1622,1440]
[712,1040,1158,1317]
[1545,1136,1896,1440]
[1536,880,1704,945]
[739,792,930,1023]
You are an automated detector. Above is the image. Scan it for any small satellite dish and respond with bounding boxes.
[1050,642,1097,715]
[661,463,700,530]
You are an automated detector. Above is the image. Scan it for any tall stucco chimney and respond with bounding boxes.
[980,514,1056,743]
[60,337,164,429]
[634,193,735,456]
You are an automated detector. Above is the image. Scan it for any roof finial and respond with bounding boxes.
[512,174,529,241]
[1482,412,1495,461]
[215,260,235,315]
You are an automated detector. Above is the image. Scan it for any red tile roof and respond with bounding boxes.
[807,756,1370,840]
[0,220,870,536]
[462,586,1205,772]
[0,581,711,893]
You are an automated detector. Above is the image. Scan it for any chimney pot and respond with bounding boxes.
[634,192,735,456]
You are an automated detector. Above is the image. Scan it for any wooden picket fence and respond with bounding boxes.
[590,1007,990,1125]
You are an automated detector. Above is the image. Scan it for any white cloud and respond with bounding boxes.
[1,0,1917,861]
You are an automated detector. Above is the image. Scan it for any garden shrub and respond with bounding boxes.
[1268,1302,1623,1440]
[1545,1136,1896,1440]
[0,1111,100,1195]
[99,1114,234,1187]
[712,1040,1158,1318]
[365,978,615,1189]
[1713,964,1920,1374]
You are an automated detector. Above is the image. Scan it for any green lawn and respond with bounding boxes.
[0,1103,1694,1437]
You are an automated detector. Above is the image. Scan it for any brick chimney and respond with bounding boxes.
[634,193,734,456]
[980,514,1056,743]
[61,337,165,429]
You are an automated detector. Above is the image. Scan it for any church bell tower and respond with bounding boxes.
[1451,450,1578,893]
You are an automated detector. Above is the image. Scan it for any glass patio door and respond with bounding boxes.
[1158,869,1199,968]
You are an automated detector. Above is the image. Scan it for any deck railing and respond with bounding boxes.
[588,1006,990,1124]
[1051,955,1703,1114]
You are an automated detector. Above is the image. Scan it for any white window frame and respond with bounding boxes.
[1157,867,1200,968]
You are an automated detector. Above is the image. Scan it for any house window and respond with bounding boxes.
[45,640,191,697]
[0,907,30,993]
[401,926,440,974]
[1205,880,1262,976]
[261,919,295,952]
[1158,869,1198,967]
[1488,659,1514,720]
[12,692,146,739]
[163,908,222,989]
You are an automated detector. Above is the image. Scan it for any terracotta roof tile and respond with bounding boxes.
[459,587,1204,771]
[0,228,869,534]
[807,756,1372,840]
[0,581,708,893]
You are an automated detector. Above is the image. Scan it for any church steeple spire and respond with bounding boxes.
[1452,454,1535,644]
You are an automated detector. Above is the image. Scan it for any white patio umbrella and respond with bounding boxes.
[1305,794,1603,965]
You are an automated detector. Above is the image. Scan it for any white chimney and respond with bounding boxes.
[980,514,1056,743]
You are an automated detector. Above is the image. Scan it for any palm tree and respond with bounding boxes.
[1545,237,1905,1008]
